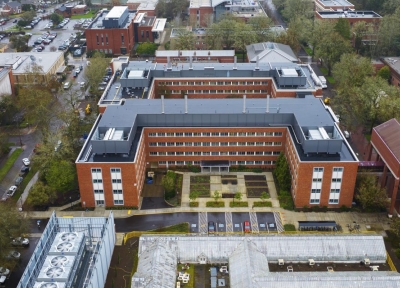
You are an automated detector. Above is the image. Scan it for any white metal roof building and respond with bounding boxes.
[133,235,400,288]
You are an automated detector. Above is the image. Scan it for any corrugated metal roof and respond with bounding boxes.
[374,118,400,163]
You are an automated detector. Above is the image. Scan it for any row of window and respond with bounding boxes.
[148,132,283,137]
[158,81,269,86]
[158,160,276,165]
[95,199,124,205]
[313,167,343,173]
[149,151,281,156]
[149,142,283,147]
[312,189,340,194]
[310,199,340,204]
[163,90,269,94]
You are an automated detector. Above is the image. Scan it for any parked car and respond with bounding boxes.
[73,49,82,57]
[24,25,32,29]
[5,250,21,260]
[103,76,110,82]
[63,82,71,89]
[58,45,67,50]
[72,71,77,78]
[11,237,29,247]
[22,158,30,166]
[208,221,215,234]
[244,221,251,233]
[0,267,10,277]
[75,68,80,74]
[15,176,23,186]
[13,19,17,23]
[20,167,30,174]
[80,82,86,89]
[0,275,6,285]
[43,39,51,45]
[6,186,17,197]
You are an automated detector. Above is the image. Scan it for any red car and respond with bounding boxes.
[244,221,251,233]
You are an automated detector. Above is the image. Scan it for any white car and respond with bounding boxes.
[63,82,70,90]
[0,267,9,277]
[6,186,17,197]
[22,158,30,166]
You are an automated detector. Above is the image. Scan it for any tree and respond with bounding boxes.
[50,46,57,52]
[0,96,18,126]
[20,10,36,22]
[332,53,374,91]
[334,18,351,40]
[189,190,199,203]
[233,22,257,61]
[390,217,400,238]
[260,191,269,202]
[49,13,63,25]
[280,0,314,21]
[247,16,273,43]
[306,19,334,60]
[234,192,242,203]
[161,171,176,193]
[213,190,221,203]
[355,174,389,211]
[273,152,291,192]
[85,52,110,97]
[45,160,77,193]
[22,4,36,11]
[376,8,400,56]
[352,21,368,54]
[9,35,30,52]
[136,42,158,55]
[316,32,352,75]
[0,201,28,265]
[26,181,56,207]
[376,65,391,82]
[174,29,195,50]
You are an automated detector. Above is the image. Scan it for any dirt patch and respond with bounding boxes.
[190,176,210,183]
[104,238,139,288]
[246,187,269,198]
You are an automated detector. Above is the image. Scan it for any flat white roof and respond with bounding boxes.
[134,13,145,23]
[190,0,211,8]
[281,68,297,76]
[106,6,127,19]
[152,18,166,32]
[128,70,144,78]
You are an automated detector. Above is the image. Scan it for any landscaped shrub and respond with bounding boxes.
[189,202,199,207]
[284,224,296,231]
[229,202,248,208]
[278,190,294,210]
[253,201,272,207]
[206,201,225,207]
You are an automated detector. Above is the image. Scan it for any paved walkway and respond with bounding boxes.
[17,171,39,209]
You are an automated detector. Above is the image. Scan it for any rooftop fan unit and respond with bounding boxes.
[34,282,66,288]
[48,232,84,256]
[37,266,72,282]
[44,255,76,268]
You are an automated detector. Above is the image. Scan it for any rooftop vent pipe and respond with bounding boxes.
[161,95,165,114]
[255,56,260,70]
[243,95,246,113]
[184,95,188,114]
[233,56,237,70]
[189,56,193,70]
[266,95,270,113]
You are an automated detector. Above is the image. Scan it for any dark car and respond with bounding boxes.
[13,19,17,23]
[208,221,215,234]
[20,167,29,174]
[15,177,23,186]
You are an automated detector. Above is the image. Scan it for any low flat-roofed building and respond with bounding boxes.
[314,0,354,12]
[0,52,64,84]
[315,10,382,25]
[382,57,400,87]
[127,0,158,16]
[132,235,399,288]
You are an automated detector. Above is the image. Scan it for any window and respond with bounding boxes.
[96,200,104,205]
[150,152,157,156]
[94,189,103,194]
[314,167,323,172]
[194,142,201,146]
[256,142,264,146]
[238,132,246,136]
[167,133,174,136]
[332,178,342,183]
[158,142,166,146]
[202,132,210,136]
[238,151,245,155]
[176,142,184,146]
[211,151,219,155]
[158,132,165,136]
[247,142,255,146]
[212,132,219,136]
[310,199,320,204]
[114,200,124,205]
[159,161,166,164]
[176,133,183,137]
[211,142,219,146]
[255,151,263,155]
[311,189,321,193]
[185,142,193,146]
[238,142,246,146]
[220,132,228,136]
[148,133,156,137]
[247,132,255,136]
[274,142,282,146]
[229,151,236,155]
[113,190,122,194]
[93,179,102,183]
[194,152,201,155]
[333,167,343,172]
[91,168,101,173]
[176,161,184,165]
[167,142,174,146]
[329,199,339,204]
[121,34,124,44]
[167,152,175,156]
[112,179,122,183]
[312,178,322,182]
[106,34,108,45]
[265,132,273,136]
[185,132,192,136]
[229,132,237,136]
[330,189,340,193]
[203,142,210,146]
[176,152,184,155]
[111,168,120,173]
[203,152,210,155]
[247,151,255,155]
[220,142,228,146]
[229,142,237,146]
[185,151,193,155]
[274,132,283,136]
[193,132,201,136]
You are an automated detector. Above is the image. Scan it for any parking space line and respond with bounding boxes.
[274,212,284,233]
[199,212,208,234]
[225,212,233,233]
[250,212,259,233]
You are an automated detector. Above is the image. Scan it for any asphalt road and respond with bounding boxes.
[264,0,287,28]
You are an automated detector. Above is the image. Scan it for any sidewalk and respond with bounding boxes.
[17,172,39,209]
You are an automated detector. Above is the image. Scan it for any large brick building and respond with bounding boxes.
[76,95,357,208]
[315,10,382,26]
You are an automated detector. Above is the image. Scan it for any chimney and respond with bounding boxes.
[189,56,193,70]
[255,56,259,70]
[184,95,188,114]
[233,56,237,70]
[161,95,165,114]
[266,95,270,113]
[243,95,246,113]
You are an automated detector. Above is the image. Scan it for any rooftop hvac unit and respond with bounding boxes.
[43,255,76,268]
[34,282,66,288]
[37,266,72,282]
[48,232,84,256]
[308,259,315,266]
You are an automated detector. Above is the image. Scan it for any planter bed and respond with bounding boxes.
[190,184,210,190]
[230,201,248,207]
[222,193,235,198]
[244,175,266,181]
[247,188,270,198]
[244,181,268,187]
[194,190,211,197]
[206,201,225,207]
[190,176,210,183]
[221,175,237,179]
[221,180,238,185]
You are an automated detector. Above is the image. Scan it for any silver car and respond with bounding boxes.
[0,267,9,276]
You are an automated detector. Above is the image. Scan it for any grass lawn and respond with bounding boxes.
[304,46,313,56]
[71,11,95,19]
[206,201,225,207]
[177,264,195,288]
[150,223,189,233]
[320,67,328,75]
[230,201,248,208]
[253,201,272,207]
[0,148,23,182]
[319,67,336,84]
[5,26,27,32]
[189,202,199,207]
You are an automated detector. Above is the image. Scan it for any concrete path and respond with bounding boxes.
[17,171,39,209]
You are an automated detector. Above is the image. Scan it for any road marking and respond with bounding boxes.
[128,210,131,215]
[274,212,284,233]
[225,212,233,233]
[199,212,208,234]
[249,212,259,233]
